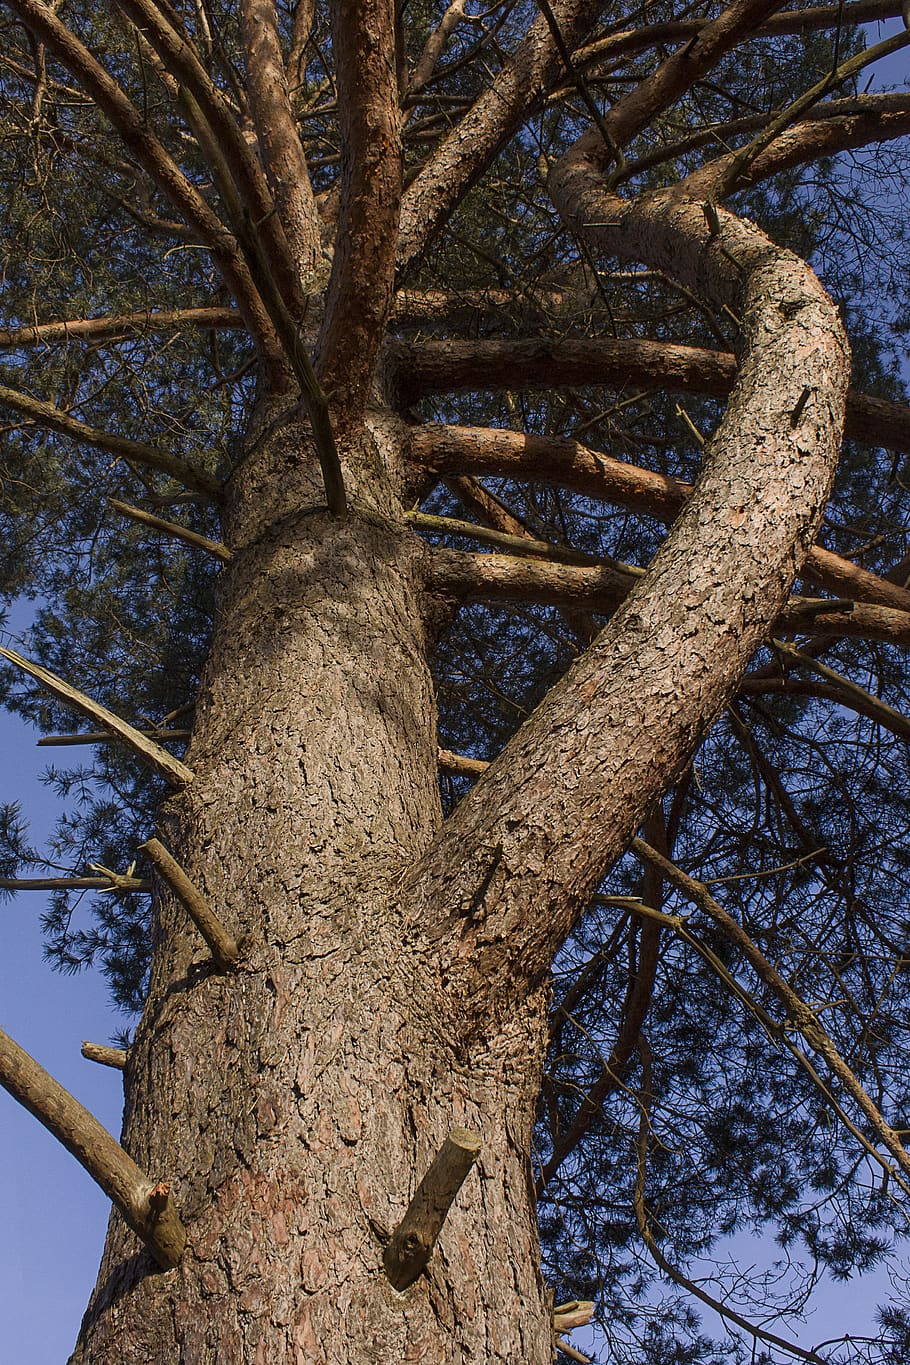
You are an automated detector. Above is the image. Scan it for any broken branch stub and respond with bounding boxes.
[0,1027,184,1269]
[81,1042,129,1070]
[383,1126,482,1292]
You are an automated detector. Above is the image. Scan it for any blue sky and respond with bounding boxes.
[1,699,124,1363]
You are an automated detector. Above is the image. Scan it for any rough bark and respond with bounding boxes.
[400,189,849,1032]
[70,409,554,1364]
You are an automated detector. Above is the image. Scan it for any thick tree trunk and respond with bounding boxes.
[70,407,554,1363]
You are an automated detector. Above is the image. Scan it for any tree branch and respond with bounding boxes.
[590,0,792,169]
[0,647,195,788]
[392,337,910,458]
[6,0,284,376]
[316,0,402,423]
[0,382,223,500]
[402,172,850,1030]
[0,1026,185,1268]
[238,0,322,286]
[397,0,599,276]
[411,423,910,614]
[0,307,243,350]
[108,499,232,562]
[570,1,906,85]
[428,545,910,644]
[683,42,910,198]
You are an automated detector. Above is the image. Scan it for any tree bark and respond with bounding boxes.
[70,407,554,1364]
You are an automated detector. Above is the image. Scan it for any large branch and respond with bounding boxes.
[570,1,905,83]
[396,0,600,277]
[7,0,282,376]
[682,88,910,198]
[411,424,910,614]
[316,0,403,423]
[402,185,849,1031]
[565,0,789,180]
[239,0,321,285]
[426,546,910,645]
[392,337,910,457]
[0,383,222,500]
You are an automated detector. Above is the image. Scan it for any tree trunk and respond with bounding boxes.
[70,405,554,1363]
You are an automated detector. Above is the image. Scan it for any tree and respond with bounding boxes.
[1,0,910,1360]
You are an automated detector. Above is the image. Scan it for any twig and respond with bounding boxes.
[139,838,241,971]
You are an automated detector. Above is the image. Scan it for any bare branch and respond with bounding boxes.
[0,382,222,500]
[81,1042,129,1070]
[0,647,195,788]
[411,424,910,614]
[108,499,232,562]
[139,837,241,971]
[0,307,243,350]
[0,1026,185,1269]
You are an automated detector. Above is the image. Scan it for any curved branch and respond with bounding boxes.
[571,0,906,77]
[683,87,910,199]
[6,0,283,375]
[403,178,849,1032]
[589,0,787,166]
[0,383,222,499]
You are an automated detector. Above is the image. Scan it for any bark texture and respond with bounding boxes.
[70,410,553,1364]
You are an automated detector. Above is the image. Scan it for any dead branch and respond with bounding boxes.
[0,1026,185,1268]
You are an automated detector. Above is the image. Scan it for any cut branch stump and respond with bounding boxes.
[383,1126,482,1291]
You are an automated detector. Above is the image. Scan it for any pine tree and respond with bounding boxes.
[1,1,910,1360]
